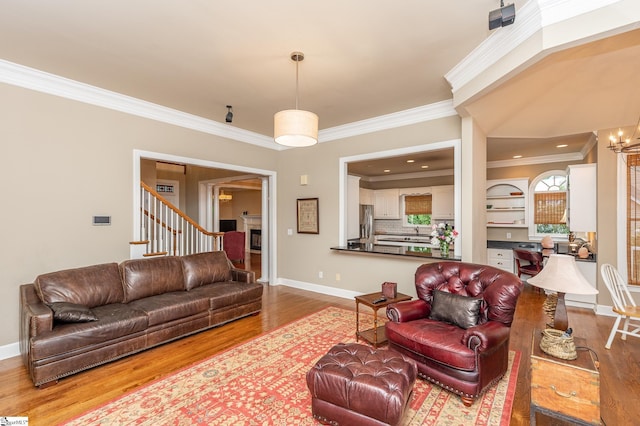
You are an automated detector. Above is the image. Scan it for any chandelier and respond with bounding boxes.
[218,190,232,202]
[608,129,632,153]
[274,52,318,147]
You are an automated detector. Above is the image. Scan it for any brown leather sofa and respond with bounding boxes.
[385,261,523,406]
[20,251,262,387]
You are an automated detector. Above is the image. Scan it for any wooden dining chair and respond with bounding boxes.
[513,249,544,278]
[600,264,640,349]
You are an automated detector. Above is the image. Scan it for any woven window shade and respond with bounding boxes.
[534,192,566,224]
[405,195,432,215]
[628,154,640,285]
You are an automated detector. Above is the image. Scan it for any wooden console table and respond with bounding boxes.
[530,329,601,425]
[355,292,411,347]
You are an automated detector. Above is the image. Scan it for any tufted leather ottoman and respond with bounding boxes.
[306,343,417,426]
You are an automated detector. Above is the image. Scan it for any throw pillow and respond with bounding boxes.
[429,290,482,329]
[50,302,99,323]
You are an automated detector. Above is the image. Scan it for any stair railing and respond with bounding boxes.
[137,181,223,256]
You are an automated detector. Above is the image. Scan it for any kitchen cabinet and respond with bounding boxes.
[567,164,596,232]
[359,188,374,205]
[565,260,597,309]
[487,248,514,273]
[374,189,400,219]
[431,185,454,219]
[486,178,528,228]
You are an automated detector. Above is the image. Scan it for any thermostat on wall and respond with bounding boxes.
[93,216,111,226]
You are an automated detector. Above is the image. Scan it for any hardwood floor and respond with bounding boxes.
[1,278,638,425]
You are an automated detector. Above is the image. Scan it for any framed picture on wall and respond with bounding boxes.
[297,198,319,234]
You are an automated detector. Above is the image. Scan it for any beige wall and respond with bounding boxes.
[276,116,461,297]
[1,83,277,346]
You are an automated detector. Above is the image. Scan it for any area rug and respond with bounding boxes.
[62,306,520,425]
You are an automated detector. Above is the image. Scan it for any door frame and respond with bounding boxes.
[132,149,277,284]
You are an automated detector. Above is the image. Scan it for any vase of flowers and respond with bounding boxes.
[431,223,458,257]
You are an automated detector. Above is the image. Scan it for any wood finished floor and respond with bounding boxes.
[1,275,638,425]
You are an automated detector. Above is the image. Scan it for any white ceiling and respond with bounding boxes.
[1,0,639,171]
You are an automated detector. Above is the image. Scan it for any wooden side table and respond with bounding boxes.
[530,329,601,425]
[355,291,411,347]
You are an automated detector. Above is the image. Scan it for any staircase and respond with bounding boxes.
[131,182,223,257]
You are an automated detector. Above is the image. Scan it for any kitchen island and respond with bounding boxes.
[331,242,461,261]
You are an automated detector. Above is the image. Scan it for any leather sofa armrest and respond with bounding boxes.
[387,299,430,323]
[230,268,256,283]
[461,321,510,352]
[20,284,53,339]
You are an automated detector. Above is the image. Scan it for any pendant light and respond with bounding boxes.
[274,52,318,147]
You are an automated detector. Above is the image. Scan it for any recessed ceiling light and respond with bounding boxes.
[384,169,391,173]
[421,165,429,169]
[406,159,415,163]
[556,144,568,148]
[513,155,522,159]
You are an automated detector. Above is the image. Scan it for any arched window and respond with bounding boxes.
[529,171,569,238]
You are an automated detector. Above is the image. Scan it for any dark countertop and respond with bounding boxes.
[331,243,461,261]
[487,240,597,263]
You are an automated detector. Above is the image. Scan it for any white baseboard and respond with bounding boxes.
[274,278,361,300]
[0,342,20,361]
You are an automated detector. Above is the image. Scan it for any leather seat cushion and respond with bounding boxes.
[189,281,263,310]
[31,303,148,360]
[306,343,416,425]
[127,291,210,326]
[385,319,476,371]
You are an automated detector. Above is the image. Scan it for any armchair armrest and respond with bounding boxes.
[386,299,430,323]
[230,268,255,283]
[462,321,510,352]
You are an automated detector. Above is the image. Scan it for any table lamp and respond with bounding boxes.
[527,254,598,331]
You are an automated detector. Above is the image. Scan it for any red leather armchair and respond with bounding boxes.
[222,231,245,263]
[385,261,523,406]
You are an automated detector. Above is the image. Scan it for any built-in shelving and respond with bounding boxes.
[486,178,529,228]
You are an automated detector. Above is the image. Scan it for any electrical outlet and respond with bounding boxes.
[336,273,341,281]
[318,271,323,279]
[506,232,512,239]
[287,228,293,236]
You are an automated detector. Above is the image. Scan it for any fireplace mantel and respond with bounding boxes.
[241,215,261,253]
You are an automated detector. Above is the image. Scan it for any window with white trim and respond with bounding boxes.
[529,171,569,238]
[402,194,432,227]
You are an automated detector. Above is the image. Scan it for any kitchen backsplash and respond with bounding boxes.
[374,219,454,235]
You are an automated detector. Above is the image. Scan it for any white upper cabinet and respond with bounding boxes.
[431,185,454,219]
[567,164,596,232]
[374,189,400,219]
[359,188,374,205]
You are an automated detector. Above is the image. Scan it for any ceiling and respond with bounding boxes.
[1,1,639,174]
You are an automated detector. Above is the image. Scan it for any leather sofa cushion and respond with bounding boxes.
[127,291,210,326]
[35,263,124,308]
[385,319,476,371]
[189,281,264,310]
[30,303,148,360]
[181,251,232,290]
[120,256,185,302]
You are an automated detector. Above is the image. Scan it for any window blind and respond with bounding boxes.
[533,192,566,224]
[405,195,432,215]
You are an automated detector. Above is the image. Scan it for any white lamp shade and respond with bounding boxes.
[274,109,318,147]
[528,254,599,295]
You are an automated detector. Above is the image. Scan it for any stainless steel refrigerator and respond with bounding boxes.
[359,204,374,243]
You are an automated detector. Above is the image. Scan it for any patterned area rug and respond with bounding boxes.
[63,307,520,425]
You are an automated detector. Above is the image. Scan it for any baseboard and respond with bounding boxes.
[0,342,20,361]
[275,278,361,300]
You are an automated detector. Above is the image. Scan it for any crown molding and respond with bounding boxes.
[319,100,458,143]
[487,151,584,169]
[0,59,278,149]
[0,59,458,150]
[445,0,625,95]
